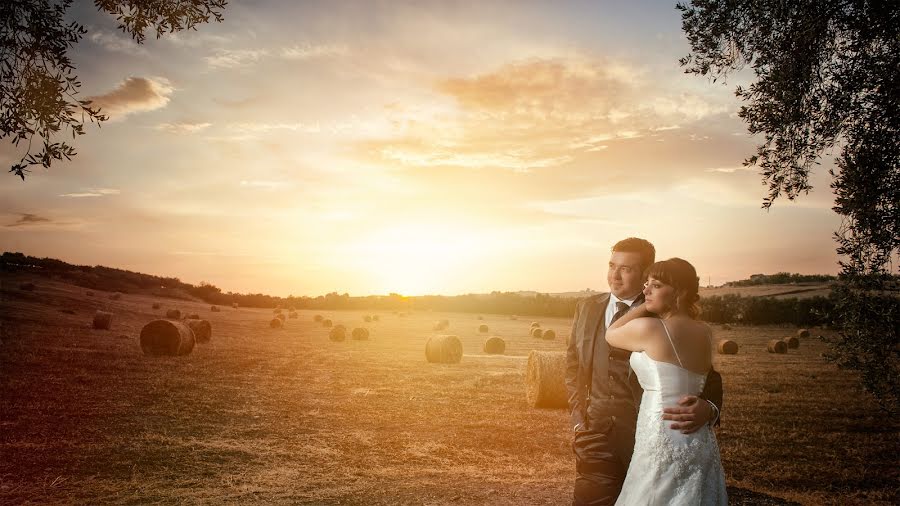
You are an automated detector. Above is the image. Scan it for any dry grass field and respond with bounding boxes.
[1,274,896,505]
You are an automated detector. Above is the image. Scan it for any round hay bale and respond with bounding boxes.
[187,314,200,320]
[425,335,463,364]
[274,308,282,315]
[86,290,94,297]
[314,314,324,322]
[433,320,449,331]
[210,305,220,312]
[372,315,380,321]
[92,310,113,330]
[525,351,568,408]
[152,302,161,309]
[322,319,333,328]
[531,327,544,339]
[716,339,739,355]
[541,329,557,340]
[510,315,518,320]
[186,319,212,343]
[767,339,788,354]
[721,324,732,330]
[140,319,195,356]
[270,318,283,329]
[530,322,541,328]
[165,309,181,319]
[19,282,36,291]
[783,336,800,349]
[329,325,347,341]
[797,329,810,338]
[477,315,484,320]
[109,292,122,300]
[288,312,298,319]
[364,315,372,322]
[276,313,286,322]
[351,327,369,340]
[478,324,489,333]
[483,336,505,354]
[232,302,239,308]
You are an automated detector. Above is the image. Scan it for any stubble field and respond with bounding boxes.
[1,274,897,505]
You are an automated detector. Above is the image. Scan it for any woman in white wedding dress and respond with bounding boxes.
[605,257,727,505]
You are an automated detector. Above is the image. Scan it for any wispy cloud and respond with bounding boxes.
[239,180,291,190]
[205,49,269,69]
[280,43,348,60]
[155,122,212,134]
[59,188,121,198]
[89,31,149,56]
[5,213,51,227]
[87,77,174,120]
[705,166,752,173]
[206,43,347,69]
[229,122,323,134]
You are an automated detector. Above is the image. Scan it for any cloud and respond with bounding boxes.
[89,31,149,56]
[280,43,349,60]
[205,49,269,69]
[377,138,573,172]
[229,122,323,134]
[355,57,731,175]
[87,77,174,120]
[436,58,628,117]
[205,44,347,70]
[705,166,753,173]
[59,188,120,198]
[5,213,51,227]
[239,180,291,190]
[163,32,231,48]
[155,122,212,134]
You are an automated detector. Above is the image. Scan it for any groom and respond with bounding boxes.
[565,237,723,505]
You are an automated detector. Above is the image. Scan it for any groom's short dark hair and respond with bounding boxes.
[612,237,656,272]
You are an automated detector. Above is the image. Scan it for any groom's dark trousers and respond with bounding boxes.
[565,294,723,506]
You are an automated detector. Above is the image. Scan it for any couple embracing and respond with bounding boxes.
[566,238,728,505]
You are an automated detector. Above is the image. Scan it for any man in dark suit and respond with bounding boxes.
[566,237,723,505]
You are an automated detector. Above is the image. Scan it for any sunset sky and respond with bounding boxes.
[0,0,842,297]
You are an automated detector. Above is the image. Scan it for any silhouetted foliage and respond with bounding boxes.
[1,0,226,180]
[699,294,835,327]
[679,0,899,411]
[726,272,836,287]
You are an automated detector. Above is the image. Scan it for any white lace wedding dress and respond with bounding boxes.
[615,322,728,505]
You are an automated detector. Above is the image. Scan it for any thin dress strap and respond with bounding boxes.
[659,320,684,367]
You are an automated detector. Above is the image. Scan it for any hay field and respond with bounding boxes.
[1,275,896,505]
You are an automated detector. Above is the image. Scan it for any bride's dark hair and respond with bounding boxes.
[647,257,701,318]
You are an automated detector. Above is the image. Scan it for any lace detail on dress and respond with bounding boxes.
[631,407,725,501]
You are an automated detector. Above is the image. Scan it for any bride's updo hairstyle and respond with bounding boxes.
[647,257,701,318]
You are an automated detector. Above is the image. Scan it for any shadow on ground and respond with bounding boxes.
[728,486,801,505]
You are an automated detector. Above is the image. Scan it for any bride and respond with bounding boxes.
[605,257,727,505]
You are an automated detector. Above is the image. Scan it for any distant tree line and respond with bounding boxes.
[726,272,836,287]
[698,294,834,327]
[2,251,835,325]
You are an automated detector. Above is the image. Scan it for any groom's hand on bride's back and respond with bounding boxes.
[662,396,714,434]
